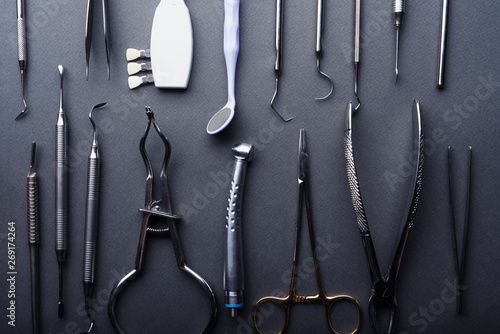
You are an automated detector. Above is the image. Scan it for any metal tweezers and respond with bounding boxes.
[85,0,110,80]
[108,107,217,334]
[344,100,425,334]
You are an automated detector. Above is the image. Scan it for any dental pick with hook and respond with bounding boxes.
[315,0,334,101]
[80,102,106,334]
[15,0,28,120]
[353,0,361,111]
[270,0,292,122]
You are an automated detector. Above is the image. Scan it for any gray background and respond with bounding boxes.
[1,0,499,333]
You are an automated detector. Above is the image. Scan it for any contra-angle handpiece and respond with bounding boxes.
[224,143,253,318]
[394,0,405,81]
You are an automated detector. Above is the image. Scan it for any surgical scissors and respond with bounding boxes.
[343,100,424,334]
[108,107,217,334]
[252,129,361,334]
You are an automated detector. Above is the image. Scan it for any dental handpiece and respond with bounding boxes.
[81,102,106,333]
[27,142,40,334]
[55,65,67,318]
[224,143,254,318]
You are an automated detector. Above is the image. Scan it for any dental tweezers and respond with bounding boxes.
[85,0,110,80]
[447,146,472,313]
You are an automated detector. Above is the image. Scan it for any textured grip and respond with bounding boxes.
[394,0,405,13]
[83,241,96,283]
[407,134,425,230]
[27,178,40,245]
[18,18,26,63]
[83,156,100,283]
[343,131,369,234]
[55,124,68,252]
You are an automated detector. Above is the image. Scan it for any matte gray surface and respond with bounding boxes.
[1,1,500,333]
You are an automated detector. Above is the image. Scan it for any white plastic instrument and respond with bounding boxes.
[127,0,193,89]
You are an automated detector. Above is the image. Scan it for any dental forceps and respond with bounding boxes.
[252,129,361,334]
[108,107,217,334]
[344,100,424,334]
[85,0,110,80]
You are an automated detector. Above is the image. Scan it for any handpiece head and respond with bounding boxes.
[233,143,254,161]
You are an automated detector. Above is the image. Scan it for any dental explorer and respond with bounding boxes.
[86,0,110,80]
[315,0,334,100]
[353,0,361,110]
[270,0,292,122]
[437,0,449,88]
[80,102,106,334]
[16,0,28,120]
[394,0,405,81]
[55,65,68,318]
[27,141,40,334]
[224,143,254,318]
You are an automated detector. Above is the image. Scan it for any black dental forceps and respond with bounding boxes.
[253,129,361,334]
[108,107,217,334]
[86,0,110,80]
[344,100,424,334]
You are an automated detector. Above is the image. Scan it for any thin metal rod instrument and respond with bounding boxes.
[447,146,472,314]
[27,141,40,334]
[253,129,361,334]
[108,107,217,334]
[270,0,292,122]
[437,0,449,88]
[224,143,253,318]
[315,0,334,101]
[80,102,107,334]
[55,65,68,318]
[344,100,424,333]
[16,0,28,120]
[353,0,361,111]
[394,0,405,81]
[85,0,110,80]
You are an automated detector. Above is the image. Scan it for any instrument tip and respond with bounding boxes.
[58,301,64,318]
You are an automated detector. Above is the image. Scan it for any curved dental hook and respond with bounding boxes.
[89,102,107,141]
[15,72,28,120]
[270,78,293,122]
[315,57,334,101]
[79,298,95,334]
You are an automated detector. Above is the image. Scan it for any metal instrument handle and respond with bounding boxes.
[55,121,68,259]
[83,154,100,285]
[274,0,283,73]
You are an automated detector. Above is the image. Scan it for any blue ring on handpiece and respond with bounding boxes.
[225,303,244,308]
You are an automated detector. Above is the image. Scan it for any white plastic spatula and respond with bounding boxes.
[207,0,240,135]
[127,0,193,89]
